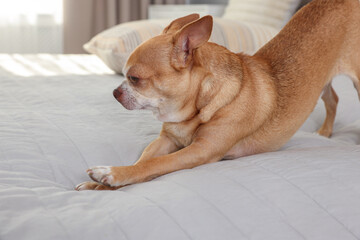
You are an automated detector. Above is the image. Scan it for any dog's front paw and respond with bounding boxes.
[75,181,120,191]
[87,166,133,187]
[87,166,115,186]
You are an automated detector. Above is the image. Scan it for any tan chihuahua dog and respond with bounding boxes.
[76,0,360,191]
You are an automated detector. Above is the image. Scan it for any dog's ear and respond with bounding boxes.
[171,15,213,70]
[162,13,200,34]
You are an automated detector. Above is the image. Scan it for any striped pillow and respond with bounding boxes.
[84,18,279,74]
[223,0,301,29]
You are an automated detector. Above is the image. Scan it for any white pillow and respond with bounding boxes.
[223,0,301,29]
[84,18,279,74]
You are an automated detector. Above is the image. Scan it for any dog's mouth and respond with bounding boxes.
[113,88,138,110]
[113,87,157,111]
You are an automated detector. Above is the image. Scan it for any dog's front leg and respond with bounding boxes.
[86,134,231,188]
[136,134,180,163]
[75,135,178,191]
[83,135,179,187]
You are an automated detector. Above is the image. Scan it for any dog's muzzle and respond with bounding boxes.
[113,88,122,100]
[113,86,138,110]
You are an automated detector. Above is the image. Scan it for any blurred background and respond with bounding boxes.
[0,0,62,53]
[0,0,229,54]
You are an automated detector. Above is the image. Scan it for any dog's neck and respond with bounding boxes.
[169,42,276,125]
[192,43,244,122]
[194,43,276,123]
[162,43,276,148]
[160,43,243,124]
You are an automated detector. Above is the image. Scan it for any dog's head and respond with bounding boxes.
[113,14,213,122]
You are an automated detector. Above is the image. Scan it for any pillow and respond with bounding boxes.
[84,18,279,74]
[223,0,301,29]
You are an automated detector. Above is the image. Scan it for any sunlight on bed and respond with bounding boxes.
[0,54,114,77]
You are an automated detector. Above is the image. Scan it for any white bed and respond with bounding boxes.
[0,54,359,240]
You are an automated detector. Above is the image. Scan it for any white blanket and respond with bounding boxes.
[0,54,359,240]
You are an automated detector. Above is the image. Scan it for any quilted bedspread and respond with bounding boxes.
[0,54,359,240]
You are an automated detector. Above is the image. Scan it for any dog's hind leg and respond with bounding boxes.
[317,83,339,138]
[345,71,360,101]
[352,75,360,101]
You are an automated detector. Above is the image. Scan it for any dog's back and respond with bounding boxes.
[256,0,360,100]
[247,0,360,151]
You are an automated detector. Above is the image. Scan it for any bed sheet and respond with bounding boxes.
[0,54,359,240]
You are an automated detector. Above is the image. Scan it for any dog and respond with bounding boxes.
[76,0,360,191]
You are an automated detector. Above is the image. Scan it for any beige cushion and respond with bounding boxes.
[223,0,301,29]
[84,18,279,74]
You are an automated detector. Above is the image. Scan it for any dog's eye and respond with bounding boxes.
[128,75,140,84]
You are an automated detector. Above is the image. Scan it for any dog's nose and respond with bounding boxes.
[113,88,122,99]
